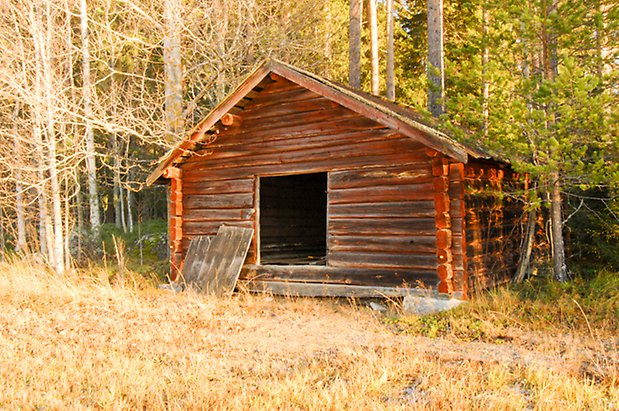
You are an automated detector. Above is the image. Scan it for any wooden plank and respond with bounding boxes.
[188,119,395,155]
[241,280,441,298]
[182,130,407,170]
[328,234,436,254]
[328,251,438,270]
[241,264,439,287]
[183,208,255,222]
[183,178,254,195]
[183,193,254,210]
[329,184,435,204]
[329,165,432,189]
[329,201,435,218]
[328,217,437,236]
[181,153,431,183]
[192,225,254,296]
[241,96,340,122]
[237,104,353,133]
[183,220,253,236]
[181,236,212,285]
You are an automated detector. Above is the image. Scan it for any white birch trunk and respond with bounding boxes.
[12,104,28,253]
[163,0,184,142]
[113,137,122,229]
[386,0,395,101]
[80,0,100,233]
[43,1,64,273]
[30,3,52,264]
[368,0,379,95]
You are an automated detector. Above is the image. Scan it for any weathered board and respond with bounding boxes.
[243,280,435,298]
[181,235,211,285]
[192,225,254,296]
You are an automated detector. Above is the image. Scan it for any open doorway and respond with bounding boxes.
[259,172,327,265]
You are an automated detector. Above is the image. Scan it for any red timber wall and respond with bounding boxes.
[175,77,447,289]
[463,159,524,291]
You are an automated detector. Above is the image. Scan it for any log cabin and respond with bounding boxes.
[147,60,524,299]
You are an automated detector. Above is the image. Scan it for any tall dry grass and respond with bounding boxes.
[0,257,616,410]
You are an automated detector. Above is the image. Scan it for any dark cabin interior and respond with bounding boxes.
[259,173,327,265]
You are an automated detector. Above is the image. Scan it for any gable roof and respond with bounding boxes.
[146,59,493,186]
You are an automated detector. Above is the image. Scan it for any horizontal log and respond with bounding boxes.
[191,118,396,155]
[240,280,442,298]
[183,130,406,170]
[329,183,435,204]
[328,201,435,218]
[185,154,429,184]
[242,88,319,111]
[183,208,255,221]
[328,217,437,236]
[328,251,438,270]
[240,102,348,131]
[183,193,254,210]
[329,164,432,189]
[183,220,253,236]
[241,97,340,122]
[240,264,439,288]
[183,178,254,195]
[328,234,436,254]
[210,111,381,146]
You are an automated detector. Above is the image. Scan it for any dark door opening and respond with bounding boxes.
[259,173,327,265]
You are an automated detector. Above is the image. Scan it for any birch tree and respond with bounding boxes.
[80,0,100,233]
[427,0,445,116]
[349,0,362,88]
[368,0,379,95]
[386,0,395,100]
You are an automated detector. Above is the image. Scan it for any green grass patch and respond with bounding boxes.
[388,270,619,341]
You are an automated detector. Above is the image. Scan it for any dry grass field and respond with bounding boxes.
[0,257,617,410]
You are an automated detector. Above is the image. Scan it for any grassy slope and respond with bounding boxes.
[0,259,616,410]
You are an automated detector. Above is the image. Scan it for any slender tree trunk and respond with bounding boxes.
[325,2,332,61]
[515,207,537,282]
[368,0,379,95]
[127,187,134,233]
[482,3,490,138]
[113,136,122,229]
[214,0,228,102]
[12,104,27,253]
[80,0,100,233]
[31,3,52,264]
[550,172,567,281]
[64,178,71,268]
[34,126,50,261]
[76,175,83,259]
[386,0,395,101]
[43,1,64,273]
[349,0,362,89]
[543,0,566,282]
[120,182,127,233]
[163,0,184,142]
[125,139,134,233]
[427,0,445,116]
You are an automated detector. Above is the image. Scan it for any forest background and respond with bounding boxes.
[0,0,617,278]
